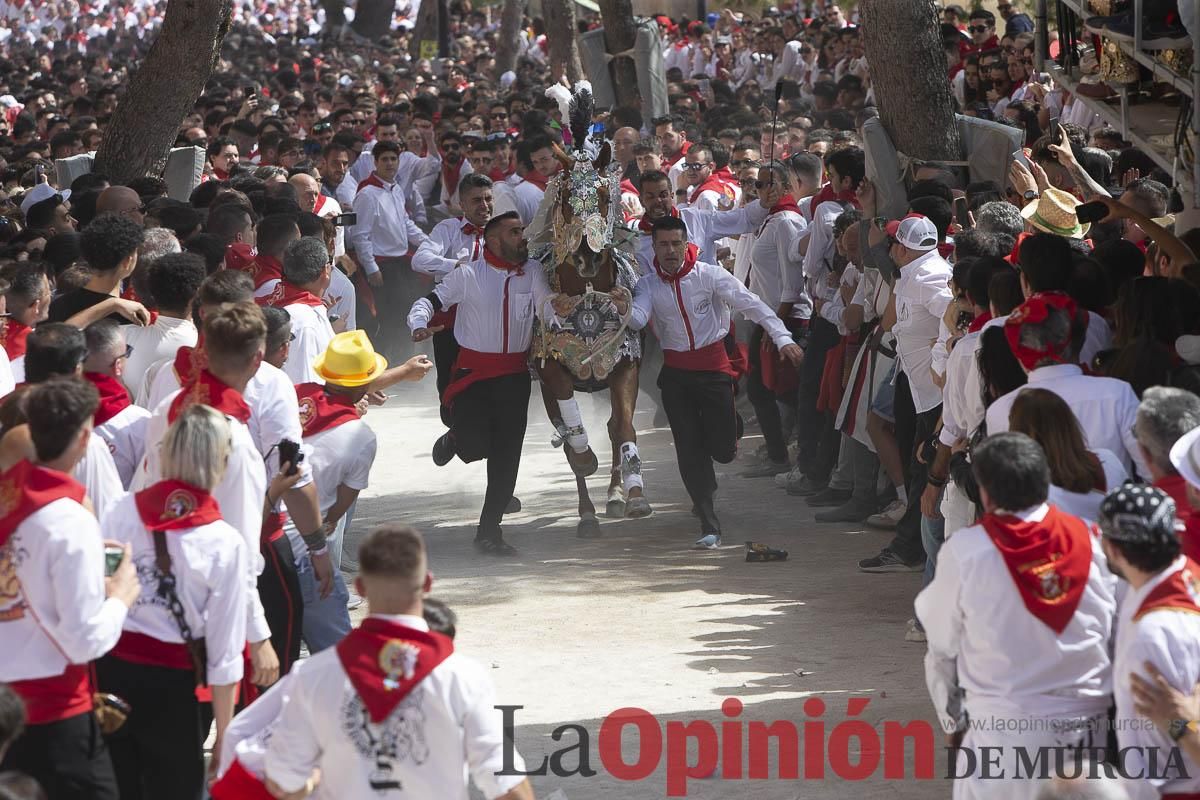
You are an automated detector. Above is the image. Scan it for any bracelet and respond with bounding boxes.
[308,545,329,557]
[301,528,327,550]
[926,474,948,489]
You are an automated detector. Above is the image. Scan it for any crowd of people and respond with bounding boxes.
[0,0,1197,798]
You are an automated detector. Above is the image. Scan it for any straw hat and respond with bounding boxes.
[1021,187,1090,239]
[312,330,388,388]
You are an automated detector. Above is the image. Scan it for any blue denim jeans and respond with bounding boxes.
[921,503,946,589]
[297,552,352,653]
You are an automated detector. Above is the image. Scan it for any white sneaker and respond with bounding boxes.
[346,591,364,611]
[905,618,926,643]
[775,464,803,488]
[784,466,808,492]
[693,533,721,550]
[866,499,907,530]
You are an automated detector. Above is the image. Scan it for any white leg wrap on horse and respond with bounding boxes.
[557,398,589,453]
[620,442,643,491]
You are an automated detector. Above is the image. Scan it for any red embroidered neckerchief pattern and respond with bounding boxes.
[979,505,1093,633]
[637,206,681,234]
[134,479,222,532]
[1134,559,1200,622]
[169,369,251,425]
[256,281,324,309]
[83,372,132,426]
[247,255,283,290]
[172,344,207,387]
[0,460,85,547]
[295,382,361,437]
[335,617,454,724]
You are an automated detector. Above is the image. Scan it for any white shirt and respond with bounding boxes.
[281,302,335,386]
[750,209,811,320]
[630,260,793,353]
[408,254,553,354]
[634,203,769,274]
[137,396,272,644]
[124,315,198,403]
[217,670,297,780]
[284,418,376,560]
[94,404,151,489]
[101,493,248,686]
[511,178,544,226]
[915,503,1116,732]
[798,200,847,292]
[350,175,429,275]
[0,496,128,683]
[412,217,485,279]
[1081,310,1113,367]
[986,363,1148,477]
[939,325,991,447]
[1113,557,1200,800]
[0,348,14,400]
[75,432,125,518]
[892,249,954,413]
[324,267,356,332]
[264,614,527,799]
[311,193,345,257]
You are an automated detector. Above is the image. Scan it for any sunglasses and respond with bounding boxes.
[682,162,710,171]
[490,112,507,119]
[312,122,332,132]
[968,25,990,33]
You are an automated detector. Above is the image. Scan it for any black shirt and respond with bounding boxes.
[48,288,129,325]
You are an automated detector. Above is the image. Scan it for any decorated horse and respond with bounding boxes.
[525,81,651,537]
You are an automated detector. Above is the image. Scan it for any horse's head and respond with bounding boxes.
[551,140,619,279]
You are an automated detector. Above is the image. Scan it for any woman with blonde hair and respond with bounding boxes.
[1008,388,1127,521]
[96,405,248,799]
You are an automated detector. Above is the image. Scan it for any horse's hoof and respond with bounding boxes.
[605,499,626,518]
[625,496,653,518]
[506,496,522,514]
[577,514,601,538]
[566,446,599,477]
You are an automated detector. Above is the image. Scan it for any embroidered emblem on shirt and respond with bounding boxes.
[694,298,712,316]
[162,489,197,522]
[298,397,316,429]
[379,639,420,690]
[341,690,430,792]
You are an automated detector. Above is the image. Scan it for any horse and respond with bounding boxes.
[526,85,651,538]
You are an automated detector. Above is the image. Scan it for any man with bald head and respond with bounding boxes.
[95,185,144,226]
[612,126,640,180]
[290,172,345,257]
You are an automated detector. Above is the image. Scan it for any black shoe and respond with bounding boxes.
[474,536,518,556]
[735,412,744,440]
[506,496,522,513]
[814,501,877,523]
[858,549,923,573]
[806,487,852,507]
[432,432,455,466]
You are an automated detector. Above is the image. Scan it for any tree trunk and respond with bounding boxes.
[319,0,345,32]
[409,0,439,59]
[542,0,584,83]
[494,0,526,77]
[350,0,394,41]
[93,0,232,184]
[598,0,640,110]
[859,0,960,161]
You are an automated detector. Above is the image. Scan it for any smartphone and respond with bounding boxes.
[954,196,971,229]
[104,545,124,577]
[1075,200,1109,224]
[1049,116,1062,146]
[332,212,358,226]
[1011,149,1031,169]
[278,438,303,477]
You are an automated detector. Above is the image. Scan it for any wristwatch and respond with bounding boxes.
[872,216,888,232]
[1168,719,1193,742]
[1023,190,1039,202]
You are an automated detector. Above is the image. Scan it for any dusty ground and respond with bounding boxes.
[344,381,940,799]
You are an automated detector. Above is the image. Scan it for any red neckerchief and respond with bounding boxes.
[663,140,691,169]
[212,168,230,182]
[247,255,283,290]
[1,319,30,360]
[638,206,680,234]
[357,172,391,194]
[1134,559,1200,622]
[523,171,549,191]
[0,460,86,547]
[711,165,739,190]
[256,281,324,309]
[172,343,206,386]
[313,194,328,215]
[441,158,464,198]
[688,174,733,206]
[807,184,861,217]
[460,218,482,235]
[169,369,251,425]
[483,246,524,274]
[979,505,1093,633]
[654,242,700,284]
[937,242,955,259]
[295,382,361,437]
[335,617,454,724]
[134,479,222,532]
[83,372,132,425]
[488,167,507,182]
[967,310,993,333]
[619,178,638,197]
[757,194,803,235]
[224,241,257,272]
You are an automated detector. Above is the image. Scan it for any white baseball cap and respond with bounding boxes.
[20,182,69,216]
[1169,425,1200,490]
[884,213,939,252]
